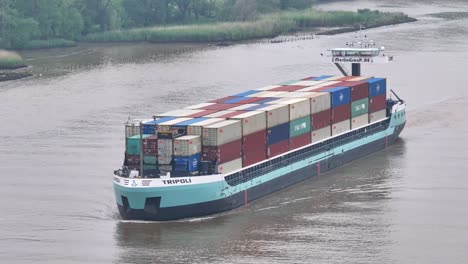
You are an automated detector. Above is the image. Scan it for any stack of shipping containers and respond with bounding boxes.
[173,135,202,175]
[229,111,267,167]
[122,75,391,177]
[202,120,243,174]
[261,104,290,158]
[368,78,387,123]
[348,81,370,129]
[322,86,351,136]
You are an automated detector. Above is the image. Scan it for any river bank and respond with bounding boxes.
[84,9,414,44]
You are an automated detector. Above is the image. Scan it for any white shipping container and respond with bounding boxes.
[184,102,215,110]
[309,92,331,114]
[271,98,311,120]
[217,158,242,174]
[369,109,387,123]
[125,124,141,138]
[204,110,235,118]
[297,86,321,92]
[229,104,260,110]
[347,76,373,82]
[202,120,242,146]
[254,85,281,91]
[290,80,327,86]
[229,111,267,135]
[311,126,331,143]
[157,139,173,156]
[187,118,225,136]
[157,117,192,131]
[173,135,202,156]
[125,119,152,137]
[315,80,341,88]
[156,109,202,117]
[332,119,351,136]
[274,91,316,98]
[322,76,343,81]
[158,156,172,165]
[351,114,369,129]
[256,104,289,128]
[249,91,287,98]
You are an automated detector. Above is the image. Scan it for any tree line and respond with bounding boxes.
[0,0,316,49]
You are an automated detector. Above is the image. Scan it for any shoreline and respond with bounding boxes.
[316,17,417,35]
[0,68,33,82]
[0,14,417,83]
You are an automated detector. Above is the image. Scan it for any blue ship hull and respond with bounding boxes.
[114,103,406,221]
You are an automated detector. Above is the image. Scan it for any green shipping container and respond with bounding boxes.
[351,98,369,118]
[144,164,158,171]
[126,134,151,155]
[143,155,157,165]
[289,116,311,138]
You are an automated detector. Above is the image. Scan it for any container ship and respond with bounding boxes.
[113,40,406,221]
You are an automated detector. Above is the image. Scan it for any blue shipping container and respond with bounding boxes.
[232,90,260,97]
[313,75,334,81]
[173,117,209,127]
[256,97,278,104]
[173,153,201,172]
[267,122,290,145]
[367,78,387,97]
[142,117,177,134]
[323,86,351,108]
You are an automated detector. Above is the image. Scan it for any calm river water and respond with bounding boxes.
[1,1,468,263]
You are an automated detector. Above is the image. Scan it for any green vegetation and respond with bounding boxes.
[0,0,414,49]
[22,39,76,50]
[0,50,26,69]
[85,9,413,43]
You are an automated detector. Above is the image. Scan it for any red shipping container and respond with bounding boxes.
[217,110,247,118]
[313,82,345,91]
[344,81,369,101]
[200,103,241,111]
[243,149,267,167]
[124,153,140,165]
[301,76,316,80]
[331,103,351,124]
[289,133,311,150]
[187,109,219,118]
[312,109,331,130]
[267,139,289,158]
[202,138,242,164]
[209,96,236,103]
[270,85,307,92]
[143,135,158,155]
[242,129,267,167]
[369,94,387,113]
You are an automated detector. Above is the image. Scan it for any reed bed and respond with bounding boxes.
[84,9,413,43]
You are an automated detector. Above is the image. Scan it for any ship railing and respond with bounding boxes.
[225,118,390,186]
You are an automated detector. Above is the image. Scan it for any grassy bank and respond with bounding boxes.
[21,39,76,50]
[0,50,26,70]
[84,9,414,43]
